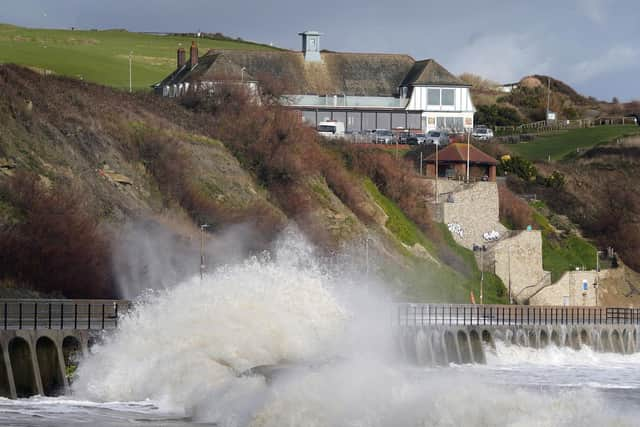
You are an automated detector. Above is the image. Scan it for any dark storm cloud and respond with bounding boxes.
[2,0,639,100]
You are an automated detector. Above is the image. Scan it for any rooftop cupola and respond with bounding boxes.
[298,31,322,62]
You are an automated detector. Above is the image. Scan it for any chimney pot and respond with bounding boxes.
[177,47,186,69]
[189,41,199,68]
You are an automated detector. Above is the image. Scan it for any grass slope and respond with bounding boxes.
[0,23,276,89]
[506,125,640,162]
[364,179,507,304]
[531,202,597,282]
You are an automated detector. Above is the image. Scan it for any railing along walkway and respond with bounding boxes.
[396,304,640,327]
[0,299,130,330]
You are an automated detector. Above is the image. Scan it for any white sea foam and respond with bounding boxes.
[65,228,640,426]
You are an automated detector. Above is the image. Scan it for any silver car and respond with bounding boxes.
[425,130,449,145]
[372,129,394,144]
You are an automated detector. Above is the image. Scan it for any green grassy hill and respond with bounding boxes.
[0,23,277,89]
[504,125,640,162]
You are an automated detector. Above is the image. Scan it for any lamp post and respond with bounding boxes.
[128,51,133,93]
[200,224,210,281]
[595,250,604,306]
[473,244,487,304]
[466,130,471,183]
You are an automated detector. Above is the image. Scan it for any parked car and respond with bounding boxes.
[371,129,394,144]
[472,127,494,140]
[406,133,427,145]
[425,130,449,146]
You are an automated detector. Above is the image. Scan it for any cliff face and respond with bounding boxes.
[0,65,499,302]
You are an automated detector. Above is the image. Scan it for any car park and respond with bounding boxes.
[425,130,449,145]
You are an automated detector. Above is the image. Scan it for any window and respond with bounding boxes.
[442,89,455,106]
[427,89,440,105]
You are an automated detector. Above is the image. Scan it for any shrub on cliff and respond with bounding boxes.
[0,172,116,298]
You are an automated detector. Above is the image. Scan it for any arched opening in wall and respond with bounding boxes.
[36,337,65,396]
[622,330,630,354]
[431,332,445,366]
[403,332,417,363]
[8,337,37,398]
[570,329,580,350]
[457,331,472,364]
[415,330,432,366]
[62,336,82,383]
[444,331,460,364]
[516,331,526,347]
[551,330,560,347]
[469,330,485,364]
[611,330,623,354]
[0,342,11,398]
[539,330,549,348]
[528,330,538,349]
[481,330,494,349]
[601,330,611,352]
[580,330,590,348]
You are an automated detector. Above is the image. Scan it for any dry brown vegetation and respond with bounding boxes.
[498,182,535,229]
[181,84,377,248]
[0,172,115,298]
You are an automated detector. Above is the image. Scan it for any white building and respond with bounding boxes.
[156,32,475,133]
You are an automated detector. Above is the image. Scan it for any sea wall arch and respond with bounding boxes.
[36,336,65,396]
[9,337,38,398]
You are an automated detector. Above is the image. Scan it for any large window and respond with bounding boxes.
[427,89,440,105]
[442,89,455,106]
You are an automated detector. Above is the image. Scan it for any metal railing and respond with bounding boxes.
[396,304,640,327]
[0,299,130,331]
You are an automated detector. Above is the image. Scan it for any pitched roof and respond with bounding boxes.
[401,59,467,86]
[159,50,415,96]
[425,143,497,165]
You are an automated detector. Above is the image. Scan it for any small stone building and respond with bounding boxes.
[424,143,497,181]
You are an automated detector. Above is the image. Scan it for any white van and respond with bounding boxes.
[317,121,345,138]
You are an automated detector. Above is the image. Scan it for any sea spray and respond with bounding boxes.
[73,230,349,414]
[70,229,640,426]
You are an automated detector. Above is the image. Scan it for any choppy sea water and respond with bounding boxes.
[2,347,640,427]
[2,230,638,426]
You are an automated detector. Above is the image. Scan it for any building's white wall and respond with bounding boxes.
[422,111,474,132]
[408,86,475,131]
[407,86,474,112]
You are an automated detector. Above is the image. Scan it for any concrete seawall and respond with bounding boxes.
[398,324,639,366]
[0,299,126,399]
[0,330,91,399]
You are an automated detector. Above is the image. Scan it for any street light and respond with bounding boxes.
[473,244,487,304]
[595,249,604,306]
[200,224,210,281]
[128,51,133,93]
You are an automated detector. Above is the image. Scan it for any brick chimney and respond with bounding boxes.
[189,41,198,68]
[177,47,186,68]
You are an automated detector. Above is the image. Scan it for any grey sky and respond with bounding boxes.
[2,0,639,101]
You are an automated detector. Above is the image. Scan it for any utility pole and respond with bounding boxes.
[480,247,484,305]
[595,250,602,306]
[199,224,210,281]
[546,77,551,121]
[508,245,512,304]
[466,130,471,183]
[129,51,133,93]
[435,143,439,204]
